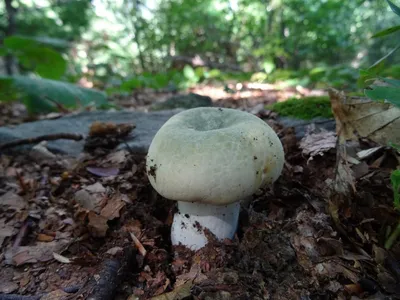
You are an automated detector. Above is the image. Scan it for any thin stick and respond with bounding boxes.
[129,231,147,257]
[0,133,84,151]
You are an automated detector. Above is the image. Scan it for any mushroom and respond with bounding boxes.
[146,107,284,250]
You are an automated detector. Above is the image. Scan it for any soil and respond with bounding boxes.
[0,85,399,300]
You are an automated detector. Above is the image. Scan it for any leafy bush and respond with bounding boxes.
[1,35,68,80]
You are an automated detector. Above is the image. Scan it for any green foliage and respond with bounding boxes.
[1,36,67,79]
[268,96,333,120]
[391,169,400,209]
[371,25,400,38]
[365,82,400,107]
[360,0,400,109]
[0,76,107,114]
[387,0,400,17]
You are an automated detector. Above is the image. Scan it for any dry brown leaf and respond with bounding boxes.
[37,233,55,242]
[299,130,337,160]
[0,219,15,246]
[329,88,400,145]
[0,191,27,211]
[87,211,109,237]
[100,196,126,220]
[5,240,70,266]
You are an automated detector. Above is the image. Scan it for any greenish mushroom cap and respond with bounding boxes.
[146,107,284,205]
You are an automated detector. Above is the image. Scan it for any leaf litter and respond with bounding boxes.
[0,89,399,300]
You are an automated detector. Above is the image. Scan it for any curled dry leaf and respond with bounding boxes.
[100,196,126,220]
[88,211,109,237]
[329,88,400,145]
[37,233,55,242]
[5,240,70,266]
[299,130,337,160]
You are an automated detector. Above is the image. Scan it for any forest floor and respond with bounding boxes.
[0,83,399,300]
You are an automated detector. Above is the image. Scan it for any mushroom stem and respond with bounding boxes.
[171,201,240,250]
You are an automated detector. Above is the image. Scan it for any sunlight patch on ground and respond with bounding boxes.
[189,82,327,106]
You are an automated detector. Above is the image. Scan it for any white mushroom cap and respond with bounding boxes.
[146,107,284,205]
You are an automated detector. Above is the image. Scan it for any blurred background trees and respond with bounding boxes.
[0,0,399,112]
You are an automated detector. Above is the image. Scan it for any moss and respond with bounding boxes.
[268,96,333,120]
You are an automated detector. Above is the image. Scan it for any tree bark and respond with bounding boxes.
[4,0,17,75]
[132,0,146,72]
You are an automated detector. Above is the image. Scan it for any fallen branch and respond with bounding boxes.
[0,133,84,151]
[85,246,136,300]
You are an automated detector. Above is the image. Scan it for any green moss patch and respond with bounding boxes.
[268,96,333,120]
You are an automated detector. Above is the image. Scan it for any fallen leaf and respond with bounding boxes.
[100,197,125,220]
[329,88,400,145]
[37,233,55,242]
[74,189,104,213]
[106,247,123,255]
[356,147,383,160]
[0,191,27,211]
[0,219,15,246]
[299,130,337,160]
[105,150,128,165]
[85,182,106,193]
[352,161,370,179]
[87,166,119,177]
[53,252,71,264]
[88,211,108,237]
[5,240,70,266]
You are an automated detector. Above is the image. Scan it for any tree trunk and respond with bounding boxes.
[4,0,17,75]
[133,0,146,72]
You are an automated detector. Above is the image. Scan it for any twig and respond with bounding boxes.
[129,231,147,257]
[13,218,35,249]
[85,246,136,300]
[0,133,84,151]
